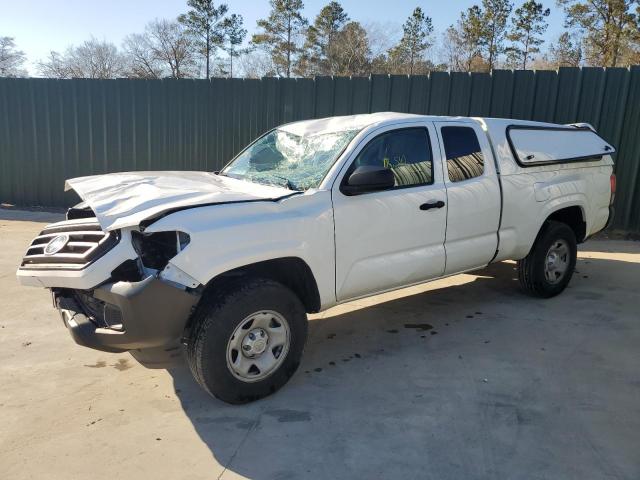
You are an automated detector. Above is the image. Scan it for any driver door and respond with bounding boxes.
[332,123,448,302]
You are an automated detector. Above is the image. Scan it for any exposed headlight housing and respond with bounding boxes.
[131,231,190,270]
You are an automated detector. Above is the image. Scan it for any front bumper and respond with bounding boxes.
[55,276,200,353]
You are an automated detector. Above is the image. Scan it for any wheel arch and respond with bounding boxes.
[201,256,321,314]
[542,205,586,243]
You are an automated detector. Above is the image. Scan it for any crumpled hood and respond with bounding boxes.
[65,171,294,231]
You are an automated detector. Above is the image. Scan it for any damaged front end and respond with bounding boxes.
[54,276,199,352]
[17,208,202,353]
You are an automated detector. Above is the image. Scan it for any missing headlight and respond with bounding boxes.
[131,231,190,270]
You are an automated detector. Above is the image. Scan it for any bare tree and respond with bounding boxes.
[363,21,401,74]
[364,21,401,60]
[546,31,583,67]
[124,20,198,79]
[440,26,466,71]
[38,38,127,79]
[237,50,277,77]
[442,6,486,72]
[0,37,28,77]
[331,21,371,76]
[122,33,163,78]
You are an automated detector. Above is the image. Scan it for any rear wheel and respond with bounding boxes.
[185,277,307,404]
[518,221,577,298]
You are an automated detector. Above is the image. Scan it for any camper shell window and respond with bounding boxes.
[506,125,615,167]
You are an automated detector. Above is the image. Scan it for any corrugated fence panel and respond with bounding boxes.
[511,70,536,120]
[315,76,334,118]
[468,73,492,116]
[407,76,429,114]
[448,72,472,116]
[428,72,450,115]
[613,66,640,231]
[554,67,582,124]
[531,70,558,122]
[333,77,352,116]
[490,70,514,118]
[370,74,391,112]
[576,67,606,129]
[350,76,370,114]
[0,69,639,232]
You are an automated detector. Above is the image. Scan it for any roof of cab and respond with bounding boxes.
[278,111,565,137]
[279,112,474,136]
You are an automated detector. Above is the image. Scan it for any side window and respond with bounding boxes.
[351,128,433,188]
[442,126,484,182]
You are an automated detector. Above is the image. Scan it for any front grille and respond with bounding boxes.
[21,219,120,270]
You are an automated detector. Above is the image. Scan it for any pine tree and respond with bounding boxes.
[506,0,550,69]
[481,0,513,70]
[547,32,583,67]
[298,1,349,76]
[252,0,308,77]
[387,7,434,75]
[222,14,249,77]
[558,0,638,67]
[178,0,228,78]
[444,5,486,72]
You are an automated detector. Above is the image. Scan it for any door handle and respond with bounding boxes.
[419,200,445,211]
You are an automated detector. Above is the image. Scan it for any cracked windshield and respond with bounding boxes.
[221,128,360,191]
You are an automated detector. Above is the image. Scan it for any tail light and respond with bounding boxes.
[610,173,616,206]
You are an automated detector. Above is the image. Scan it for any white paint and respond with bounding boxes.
[65,171,293,231]
[434,121,502,274]
[332,121,447,302]
[20,113,614,316]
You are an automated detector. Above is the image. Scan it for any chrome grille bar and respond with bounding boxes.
[21,219,120,269]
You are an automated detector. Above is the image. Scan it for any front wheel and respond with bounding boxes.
[185,277,308,404]
[517,221,577,298]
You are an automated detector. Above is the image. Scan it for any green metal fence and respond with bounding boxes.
[1,67,639,231]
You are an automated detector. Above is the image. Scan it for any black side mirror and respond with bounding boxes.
[342,165,395,195]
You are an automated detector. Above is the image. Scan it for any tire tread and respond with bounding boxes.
[517,220,577,298]
[184,277,306,403]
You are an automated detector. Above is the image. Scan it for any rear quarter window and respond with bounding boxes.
[441,126,484,182]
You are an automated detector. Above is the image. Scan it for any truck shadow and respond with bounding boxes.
[166,254,639,479]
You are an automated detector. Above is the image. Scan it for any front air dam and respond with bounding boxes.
[56,276,200,353]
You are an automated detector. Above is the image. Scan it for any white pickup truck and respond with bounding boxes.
[17,112,616,404]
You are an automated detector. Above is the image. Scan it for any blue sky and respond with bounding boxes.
[0,0,568,73]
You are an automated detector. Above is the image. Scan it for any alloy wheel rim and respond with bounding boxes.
[544,239,570,284]
[226,310,291,383]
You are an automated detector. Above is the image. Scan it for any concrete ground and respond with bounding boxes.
[1,209,639,480]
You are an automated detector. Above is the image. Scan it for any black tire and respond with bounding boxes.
[185,277,308,404]
[517,220,577,298]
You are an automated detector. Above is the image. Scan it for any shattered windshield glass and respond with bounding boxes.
[221,128,360,191]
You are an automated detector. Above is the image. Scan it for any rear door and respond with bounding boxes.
[434,122,501,274]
